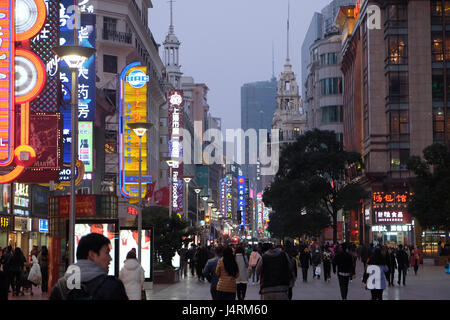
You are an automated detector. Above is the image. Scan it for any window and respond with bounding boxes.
[390,111,409,141]
[327,52,338,65]
[433,75,444,101]
[432,32,444,61]
[386,4,407,27]
[320,78,342,95]
[285,82,290,91]
[312,48,319,62]
[431,0,443,16]
[103,55,117,73]
[387,35,408,64]
[388,72,408,100]
[433,108,445,142]
[390,149,410,170]
[321,105,343,123]
[320,54,326,65]
[160,118,168,127]
[103,17,117,32]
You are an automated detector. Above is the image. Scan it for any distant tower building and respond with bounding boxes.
[272,3,306,146]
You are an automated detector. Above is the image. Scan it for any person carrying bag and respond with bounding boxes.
[28,256,42,286]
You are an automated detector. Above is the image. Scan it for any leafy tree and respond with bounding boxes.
[407,143,450,236]
[134,206,195,269]
[263,129,368,244]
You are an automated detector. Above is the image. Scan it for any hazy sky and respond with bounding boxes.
[148,0,332,131]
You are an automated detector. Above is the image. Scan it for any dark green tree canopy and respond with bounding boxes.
[264,129,368,243]
[407,143,450,231]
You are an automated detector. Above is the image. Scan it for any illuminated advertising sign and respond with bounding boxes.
[372,192,410,208]
[75,222,117,276]
[78,121,93,172]
[119,228,152,280]
[238,176,246,227]
[0,215,10,230]
[168,90,184,216]
[59,1,96,178]
[39,219,49,232]
[13,183,30,216]
[374,210,412,225]
[226,174,233,219]
[220,178,226,217]
[257,192,263,230]
[119,62,151,199]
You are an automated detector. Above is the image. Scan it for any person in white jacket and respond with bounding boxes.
[119,250,145,300]
[234,246,249,300]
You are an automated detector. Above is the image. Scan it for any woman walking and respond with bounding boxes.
[215,246,239,300]
[234,246,248,300]
[119,250,145,300]
[410,246,422,275]
[248,246,261,284]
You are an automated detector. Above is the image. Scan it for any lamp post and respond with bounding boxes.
[201,195,209,245]
[52,45,95,265]
[182,176,193,222]
[194,188,202,227]
[207,201,214,242]
[127,122,152,264]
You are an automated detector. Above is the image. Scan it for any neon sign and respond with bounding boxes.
[119,62,152,198]
[238,176,246,227]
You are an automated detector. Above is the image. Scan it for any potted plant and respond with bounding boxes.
[135,206,195,283]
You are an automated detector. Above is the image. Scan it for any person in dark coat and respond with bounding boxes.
[299,247,312,282]
[396,244,409,286]
[0,246,12,294]
[385,247,397,286]
[332,243,355,300]
[9,248,26,296]
[311,249,322,279]
[186,244,196,276]
[37,246,49,293]
[50,233,128,300]
[178,245,188,278]
[0,268,7,300]
[195,246,209,281]
[202,246,223,300]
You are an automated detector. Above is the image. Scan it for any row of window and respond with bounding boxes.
[320,52,338,66]
[321,105,343,124]
[320,78,342,95]
[432,0,450,17]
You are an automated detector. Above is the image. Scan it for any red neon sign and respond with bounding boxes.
[0,0,46,184]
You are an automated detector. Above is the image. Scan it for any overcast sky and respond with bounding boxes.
[148,0,332,131]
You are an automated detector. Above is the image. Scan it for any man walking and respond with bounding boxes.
[178,245,188,278]
[332,243,355,300]
[299,247,311,282]
[50,233,128,300]
[256,243,292,300]
[202,246,223,300]
[396,244,409,286]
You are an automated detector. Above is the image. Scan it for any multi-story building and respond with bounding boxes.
[336,0,445,253]
[96,0,166,225]
[302,0,356,140]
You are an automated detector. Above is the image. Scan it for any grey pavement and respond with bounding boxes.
[8,258,450,300]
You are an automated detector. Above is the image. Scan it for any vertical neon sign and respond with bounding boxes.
[238,176,246,228]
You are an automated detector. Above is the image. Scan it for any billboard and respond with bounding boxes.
[226,174,233,219]
[74,222,118,276]
[168,90,184,217]
[119,62,151,199]
[238,176,246,227]
[78,121,93,172]
[119,227,153,281]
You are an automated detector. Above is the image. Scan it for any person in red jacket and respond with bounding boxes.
[410,245,422,275]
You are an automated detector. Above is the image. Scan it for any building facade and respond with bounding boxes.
[336,0,445,252]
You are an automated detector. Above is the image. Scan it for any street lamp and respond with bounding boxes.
[52,45,95,265]
[182,176,194,222]
[127,122,152,264]
[194,188,202,227]
[165,159,177,218]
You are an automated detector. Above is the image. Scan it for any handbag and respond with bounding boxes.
[315,266,321,276]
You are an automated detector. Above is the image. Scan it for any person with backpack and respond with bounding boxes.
[234,246,249,300]
[119,250,145,300]
[37,246,49,293]
[202,245,223,300]
[49,233,128,300]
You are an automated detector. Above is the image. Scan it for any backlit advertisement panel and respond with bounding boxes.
[238,176,246,227]
[78,121,93,172]
[74,222,118,276]
[119,62,151,198]
[226,174,233,219]
[119,228,152,280]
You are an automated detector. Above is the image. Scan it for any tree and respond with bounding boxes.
[263,129,368,244]
[407,143,450,237]
[134,206,195,269]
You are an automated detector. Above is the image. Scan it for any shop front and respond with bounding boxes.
[11,216,32,255]
[371,209,414,247]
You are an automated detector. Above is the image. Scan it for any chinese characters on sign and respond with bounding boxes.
[374,210,412,224]
[238,176,245,227]
[372,192,409,208]
[226,174,233,219]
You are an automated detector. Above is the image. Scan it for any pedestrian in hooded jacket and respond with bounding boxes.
[119,250,145,300]
[50,233,128,300]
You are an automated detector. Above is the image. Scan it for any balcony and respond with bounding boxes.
[101,29,132,45]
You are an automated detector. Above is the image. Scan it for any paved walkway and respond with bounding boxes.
[8,259,450,300]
